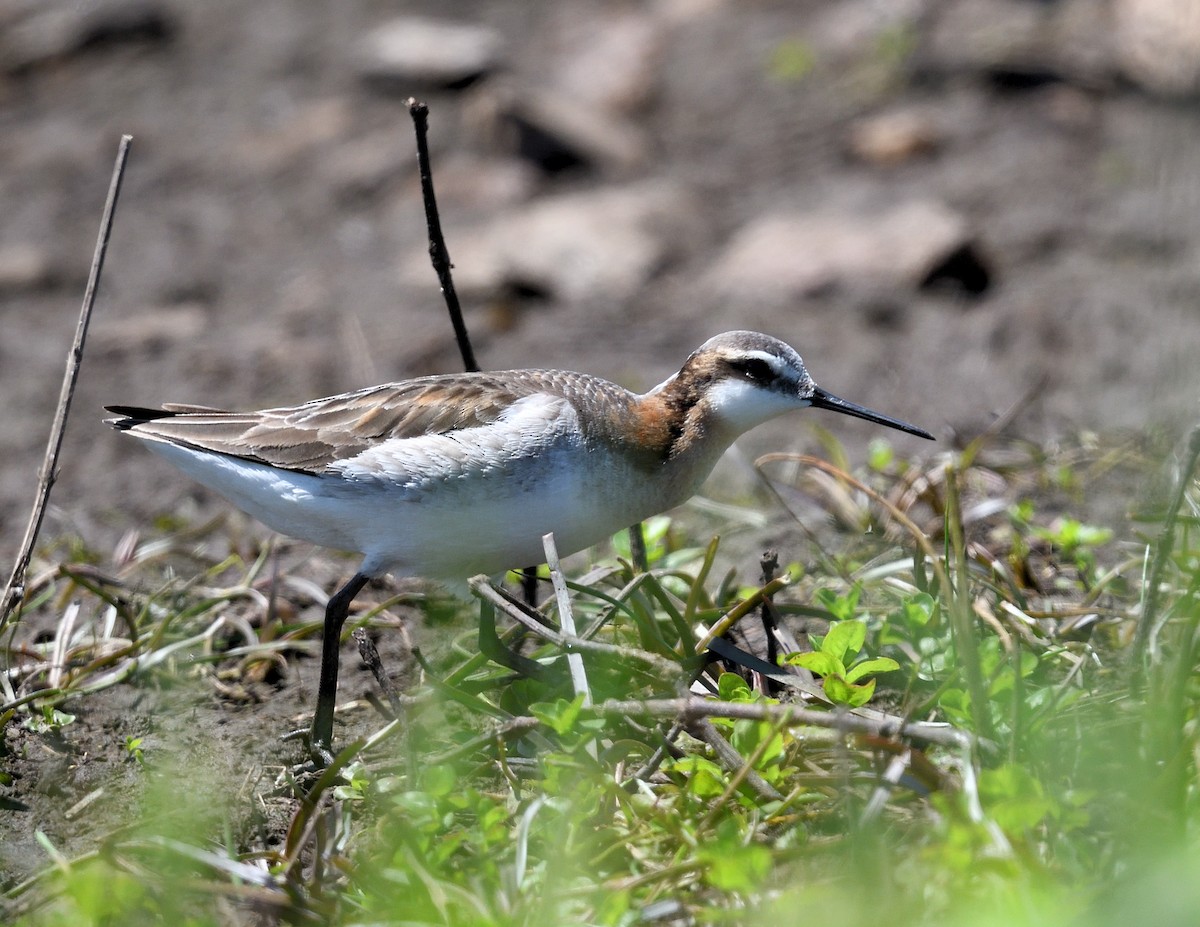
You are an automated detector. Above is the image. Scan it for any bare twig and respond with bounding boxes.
[944,461,993,742]
[542,533,592,707]
[406,100,549,605]
[687,717,783,803]
[860,746,912,824]
[628,521,648,573]
[352,629,403,717]
[593,696,982,752]
[469,576,684,678]
[695,576,791,652]
[1130,424,1200,679]
[406,98,477,373]
[758,549,780,675]
[2,135,133,628]
[756,453,954,596]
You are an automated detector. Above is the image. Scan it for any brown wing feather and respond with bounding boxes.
[107,373,550,473]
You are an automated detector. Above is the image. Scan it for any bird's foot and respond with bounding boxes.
[281,726,337,786]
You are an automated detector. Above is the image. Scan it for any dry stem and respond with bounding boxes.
[2,135,133,628]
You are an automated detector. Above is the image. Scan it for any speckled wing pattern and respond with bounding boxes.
[106,372,586,475]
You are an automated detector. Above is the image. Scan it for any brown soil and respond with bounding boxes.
[2,0,1197,894]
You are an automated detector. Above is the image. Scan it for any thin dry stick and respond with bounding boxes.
[2,135,133,628]
[944,460,994,742]
[469,576,684,678]
[406,98,478,373]
[406,99,550,604]
[1130,424,1200,681]
[756,453,953,595]
[699,715,794,823]
[352,629,403,717]
[542,533,592,706]
[688,716,783,803]
[594,696,979,752]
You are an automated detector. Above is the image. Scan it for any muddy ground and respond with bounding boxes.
[2,0,1200,894]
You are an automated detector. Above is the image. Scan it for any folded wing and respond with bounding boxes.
[106,374,544,474]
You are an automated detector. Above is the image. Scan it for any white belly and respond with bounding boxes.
[147,435,681,580]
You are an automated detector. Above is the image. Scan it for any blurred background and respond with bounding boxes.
[3,0,1200,564]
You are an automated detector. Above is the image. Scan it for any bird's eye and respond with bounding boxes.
[731,357,776,383]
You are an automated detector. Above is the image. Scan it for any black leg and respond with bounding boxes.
[309,571,371,757]
[520,566,539,607]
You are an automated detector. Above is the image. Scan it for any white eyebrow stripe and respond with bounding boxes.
[730,350,791,377]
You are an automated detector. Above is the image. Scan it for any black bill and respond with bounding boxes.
[809,386,934,440]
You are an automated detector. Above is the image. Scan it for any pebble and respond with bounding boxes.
[705,200,974,300]
[0,0,175,74]
[320,129,417,204]
[466,83,647,175]
[0,244,55,293]
[922,0,1113,88]
[235,98,354,173]
[1115,0,1200,97]
[544,8,664,113]
[357,17,503,91]
[409,183,697,302]
[846,109,941,166]
[90,304,208,356]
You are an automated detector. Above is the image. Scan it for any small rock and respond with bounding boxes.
[811,0,928,59]
[408,183,697,302]
[418,154,538,210]
[705,200,977,300]
[546,8,664,113]
[0,244,54,293]
[357,17,503,91]
[466,83,647,175]
[91,304,208,356]
[236,98,354,173]
[923,0,1043,76]
[846,109,941,166]
[922,0,1113,89]
[655,0,731,25]
[320,129,416,204]
[0,0,175,74]
[1115,0,1200,97]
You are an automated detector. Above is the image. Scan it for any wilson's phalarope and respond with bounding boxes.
[107,330,933,755]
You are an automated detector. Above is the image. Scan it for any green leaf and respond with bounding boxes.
[782,651,842,677]
[903,593,936,628]
[979,764,1056,832]
[728,722,786,783]
[611,515,674,564]
[670,756,727,798]
[823,675,853,705]
[768,39,816,83]
[1033,517,1113,551]
[420,764,459,798]
[868,438,895,471]
[700,820,772,892]
[704,842,772,892]
[846,677,877,708]
[824,675,877,707]
[23,707,75,734]
[530,695,585,736]
[815,585,861,622]
[845,656,900,683]
[822,619,866,661]
[718,672,753,702]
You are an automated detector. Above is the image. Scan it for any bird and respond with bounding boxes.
[106,331,933,756]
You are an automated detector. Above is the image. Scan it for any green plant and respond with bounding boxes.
[783,617,900,707]
[122,735,144,765]
[22,706,76,735]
